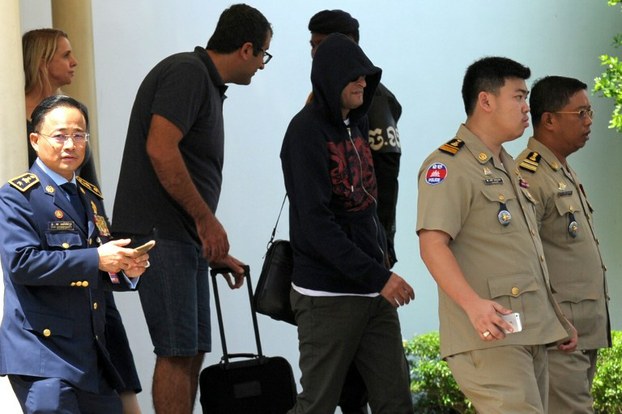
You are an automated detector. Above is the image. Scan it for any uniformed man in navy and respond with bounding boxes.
[0,95,149,413]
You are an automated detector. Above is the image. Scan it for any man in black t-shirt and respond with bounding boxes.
[111,5,273,413]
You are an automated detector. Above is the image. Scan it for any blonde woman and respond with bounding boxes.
[23,28,98,186]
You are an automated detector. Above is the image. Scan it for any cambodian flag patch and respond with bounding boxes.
[425,163,447,185]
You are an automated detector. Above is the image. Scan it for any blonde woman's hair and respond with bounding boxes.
[22,28,68,94]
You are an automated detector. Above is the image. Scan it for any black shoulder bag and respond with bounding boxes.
[253,195,296,325]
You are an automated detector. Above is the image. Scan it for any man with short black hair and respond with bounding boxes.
[518,75,610,413]
[0,95,148,414]
[112,4,273,413]
[417,57,577,413]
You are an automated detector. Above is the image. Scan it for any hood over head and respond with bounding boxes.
[311,33,381,125]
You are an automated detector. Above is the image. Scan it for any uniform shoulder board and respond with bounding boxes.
[519,151,541,173]
[8,172,40,192]
[76,176,103,199]
[438,138,464,156]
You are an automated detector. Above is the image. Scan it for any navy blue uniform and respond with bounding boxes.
[0,162,135,409]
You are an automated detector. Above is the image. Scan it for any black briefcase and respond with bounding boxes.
[200,266,297,414]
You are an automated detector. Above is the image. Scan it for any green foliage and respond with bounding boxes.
[405,331,622,413]
[594,0,622,133]
[592,330,622,413]
[403,332,474,414]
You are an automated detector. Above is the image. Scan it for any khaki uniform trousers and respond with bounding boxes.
[447,344,548,414]
[548,349,597,414]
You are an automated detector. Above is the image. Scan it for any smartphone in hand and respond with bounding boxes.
[500,312,522,334]
[134,240,156,256]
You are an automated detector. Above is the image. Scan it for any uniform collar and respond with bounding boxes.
[34,158,76,186]
[456,124,513,171]
[527,137,564,172]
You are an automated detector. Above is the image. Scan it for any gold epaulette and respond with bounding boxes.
[8,172,40,192]
[438,138,464,156]
[76,176,103,199]
[519,151,541,173]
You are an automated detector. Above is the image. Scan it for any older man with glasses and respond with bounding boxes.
[0,95,149,414]
[517,76,611,414]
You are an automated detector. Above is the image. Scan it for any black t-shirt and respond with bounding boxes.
[111,47,227,244]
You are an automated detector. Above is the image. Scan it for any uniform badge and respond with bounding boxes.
[478,153,488,161]
[94,214,110,236]
[557,182,572,197]
[91,201,98,215]
[497,203,512,226]
[439,139,464,156]
[483,167,492,176]
[425,163,447,185]
[45,185,55,194]
[54,209,64,219]
[519,151,541,173]
[9,173,40,192]
[76,176,103,199]
[568,212,578,238]
[49,221,75,231]
[484,177,503,185]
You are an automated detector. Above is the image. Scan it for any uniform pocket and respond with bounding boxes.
[553,198,583,241]
[45,230,82,249]
[488,274,539,319]
[20,310,74,339]
[480,189,519,234]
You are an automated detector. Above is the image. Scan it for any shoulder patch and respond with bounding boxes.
[76,176,103,199]
[438,138,464,156]
[519,151,541,173]
[8,172,40,192]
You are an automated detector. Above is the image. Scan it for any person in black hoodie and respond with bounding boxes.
[280,33,414,414]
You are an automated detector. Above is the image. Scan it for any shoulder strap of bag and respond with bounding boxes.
[267,193,288,248]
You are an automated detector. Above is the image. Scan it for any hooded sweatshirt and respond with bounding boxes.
[280,33,389,294]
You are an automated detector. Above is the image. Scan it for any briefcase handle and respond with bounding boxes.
[210,265,263,362]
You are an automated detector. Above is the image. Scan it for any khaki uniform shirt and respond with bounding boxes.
[417,125,571,358]
[517,138,610,350]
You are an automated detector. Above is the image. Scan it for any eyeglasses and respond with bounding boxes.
[36,131,89,146]
[258,48,272,65]
[554,109,594,120]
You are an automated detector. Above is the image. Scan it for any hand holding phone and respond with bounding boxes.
[500,312,522,334]
[133,240,156,256]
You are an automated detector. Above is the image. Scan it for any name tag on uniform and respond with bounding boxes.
[557,190,573,197]
[484,177,504,185]
[49,221,75,231]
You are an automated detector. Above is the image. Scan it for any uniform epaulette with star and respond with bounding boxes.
[8,172,40,192]
[438,138,464,156]
[76,176,103,199]
[519,151,541,173]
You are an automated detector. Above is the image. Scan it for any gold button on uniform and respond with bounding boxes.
[511,287,520,297]
[62,242,70,249]
[93,302,98,310]
[70,282,76,287]
[43,328,51,337]
[82,281,89,287]
[76,281,83,287]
